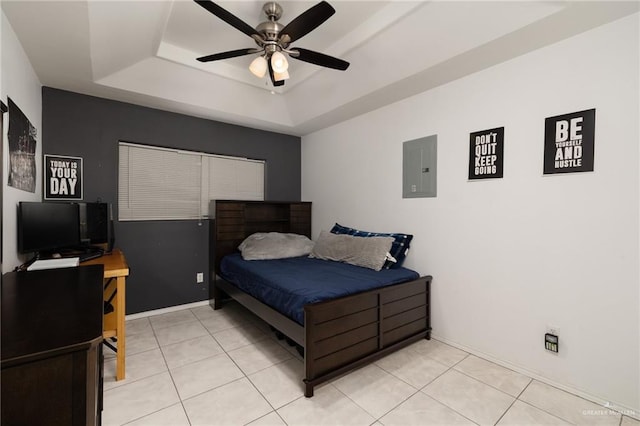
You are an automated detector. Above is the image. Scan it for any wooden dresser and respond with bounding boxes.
[1,265,104,426]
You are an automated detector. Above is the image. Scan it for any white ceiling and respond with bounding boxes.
[3,1,638,136]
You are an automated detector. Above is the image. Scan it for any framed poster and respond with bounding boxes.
[468,127,504,180]
[7,98,37,192]
[44,154,83,200]
[544,109,595,174]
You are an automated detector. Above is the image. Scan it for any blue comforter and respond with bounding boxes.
[219,253,419,325]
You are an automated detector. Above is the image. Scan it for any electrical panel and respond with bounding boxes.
[403,135,437,198]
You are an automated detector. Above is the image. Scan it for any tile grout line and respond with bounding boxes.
[492,396,520,425]
[418,359,483,426]
[451,365,519,400]
[513,399,577,426]
[220,312,304,425]
[106,316,184,426]
[438,353,570,425]
[373,387,424,423]
[516,379,622,426]
[190,306,290,425]
[106,309,241,423]
[154,314,195,426]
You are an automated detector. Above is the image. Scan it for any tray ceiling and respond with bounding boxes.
[3,1,637,135]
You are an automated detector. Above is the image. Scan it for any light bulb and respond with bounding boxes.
[249,56,267,78]
[274,69,289,81]
[271,51,288,73]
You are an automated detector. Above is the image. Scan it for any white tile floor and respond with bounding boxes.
[102,303,638,426]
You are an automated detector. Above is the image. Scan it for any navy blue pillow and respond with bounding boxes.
[330,223,413,269]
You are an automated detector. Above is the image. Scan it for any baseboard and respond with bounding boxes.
[125,300,210,321]
[432,334,639,421]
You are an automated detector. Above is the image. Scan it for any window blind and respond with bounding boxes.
[208,156,264,200]
[119,143,264,221]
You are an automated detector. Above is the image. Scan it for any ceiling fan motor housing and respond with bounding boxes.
[255,20,283,43]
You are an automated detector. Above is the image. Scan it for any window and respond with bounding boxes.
[118,142,264,221]
[200,155,264,215]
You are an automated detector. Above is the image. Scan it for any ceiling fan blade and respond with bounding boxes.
[194,0,260,39]
[197,48,259,62]
[268,62,285,87]
[289,48,349,71]
[279,1,335,44]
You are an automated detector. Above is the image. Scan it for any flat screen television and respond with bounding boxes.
[17,201,81,255]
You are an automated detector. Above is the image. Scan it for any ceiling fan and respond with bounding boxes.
[193,0,350,87]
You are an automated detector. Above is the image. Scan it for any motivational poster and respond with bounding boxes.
[544,109,595,174]
[44,154,83,200]
[468,127,504,180]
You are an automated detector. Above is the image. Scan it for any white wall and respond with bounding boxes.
[1,12,43,272]
[302,14,639,413]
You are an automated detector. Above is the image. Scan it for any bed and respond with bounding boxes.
[210,200,432,397]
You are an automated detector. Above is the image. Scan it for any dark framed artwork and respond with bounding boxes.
[7,98,37,192]
[468,127,504,180]
[44,154,83,200]
[543,109,595,174]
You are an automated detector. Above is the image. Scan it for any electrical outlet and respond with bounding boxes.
[545,325,560,353]
[196,272,204,283]
[545,333,559,353]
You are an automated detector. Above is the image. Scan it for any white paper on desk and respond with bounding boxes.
[27,257,80,271]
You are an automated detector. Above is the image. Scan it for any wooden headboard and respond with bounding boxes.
[211,200,312,274]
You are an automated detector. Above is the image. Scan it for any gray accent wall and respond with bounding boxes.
[42,87,301,314]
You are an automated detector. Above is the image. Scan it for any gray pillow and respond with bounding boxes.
[239,232,315,260]
[309,230,394,271]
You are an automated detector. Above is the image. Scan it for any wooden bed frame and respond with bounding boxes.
[210,200,432,397]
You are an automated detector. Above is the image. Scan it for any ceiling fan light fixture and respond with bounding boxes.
[274,69,290,81]
[194,0,350,87]
[249,55,268,78]
[271,51,289,73]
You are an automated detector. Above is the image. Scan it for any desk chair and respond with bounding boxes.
[103,278,118,352]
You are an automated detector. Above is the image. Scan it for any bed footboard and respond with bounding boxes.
[303,275,432,397]
[214,275,432,398]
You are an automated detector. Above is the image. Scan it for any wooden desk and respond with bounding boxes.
[85,249,129,381]
[1,266,104,425]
